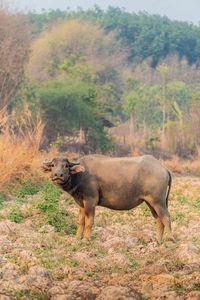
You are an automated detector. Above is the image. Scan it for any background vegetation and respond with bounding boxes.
[2,2,200,188]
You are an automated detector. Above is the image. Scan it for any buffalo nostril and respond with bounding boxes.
[60,174,63,177]
[55,173,57,177]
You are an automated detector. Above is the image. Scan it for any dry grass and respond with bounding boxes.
[162,156,183,173]
[0,175,199,299]
[0,106,44,189]
[163,155,200,176]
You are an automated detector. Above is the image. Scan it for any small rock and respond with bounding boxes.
[102,253,130,267]
[0,220,17,234]
[39,225,55,233]
[0,263,19,280]
[96,286,141,300]
[26,266,52,292]
[68,280,96,299]
[186,291,200,300]
[0,295,12,300]
[152,273,177,283]
[177,243,199,263]
[48,286,65,295]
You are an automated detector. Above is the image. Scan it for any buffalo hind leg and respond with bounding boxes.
[154,204,174,242]
[145,201,164,244]
[76,207,85,239]
[83,200,96,241]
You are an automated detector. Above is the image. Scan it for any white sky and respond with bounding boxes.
[15,0,200,25]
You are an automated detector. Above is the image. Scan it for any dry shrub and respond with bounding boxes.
[0,106,44,189]
[162,156,183,173]
[163,155,200,176]
[182,160,200,176]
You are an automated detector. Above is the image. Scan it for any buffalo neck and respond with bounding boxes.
[57,172,83,195]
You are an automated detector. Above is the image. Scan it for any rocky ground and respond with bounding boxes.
[0,176,199,299]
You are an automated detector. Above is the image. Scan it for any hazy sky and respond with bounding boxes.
[15,0,200,25]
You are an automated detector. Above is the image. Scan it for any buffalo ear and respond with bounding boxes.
[39,165,52,173]
[70,165,85,174]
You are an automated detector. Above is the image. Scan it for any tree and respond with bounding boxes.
[27,19,127,83]
[35,77,114,153]
[0,3,30,109]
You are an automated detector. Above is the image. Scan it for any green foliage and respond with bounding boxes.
[8,207,24,223]
[17,181,41,199]
[37,181,77,234]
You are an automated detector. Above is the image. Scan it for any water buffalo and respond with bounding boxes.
[41,155,174,243]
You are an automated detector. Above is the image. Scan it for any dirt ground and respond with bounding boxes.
[0,175,199,299]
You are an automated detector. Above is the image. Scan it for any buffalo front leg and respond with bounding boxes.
[83,200,96,241]
[76,207,85,239]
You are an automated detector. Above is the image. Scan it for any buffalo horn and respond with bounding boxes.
[67,158,80,167]
[43,159,53,166]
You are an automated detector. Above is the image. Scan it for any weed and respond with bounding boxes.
[40,256,57,269]
[7,207,24,223]
[0,192,6,209]
[193,197,200,209]
[14,289,47,300]
[90,233,98,241]
[86,272,98,278]
[68,259,79,267]
[114,217,126,224]
[165,259,184,272]
[192,284,200,291]
[177,195,188,204]
[129,258,141,269]
[140,203,151,216]
[170,283,184,293]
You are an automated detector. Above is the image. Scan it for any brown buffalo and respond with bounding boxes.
[41,155,174,243]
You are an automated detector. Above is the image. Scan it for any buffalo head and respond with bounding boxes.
[40,158,85,184]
